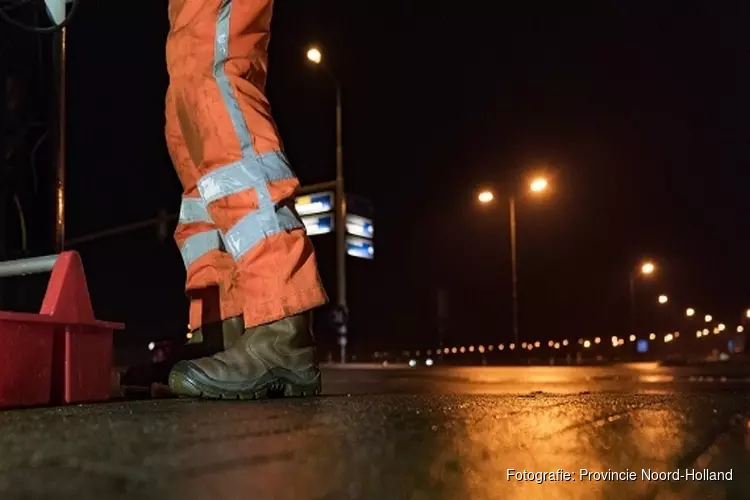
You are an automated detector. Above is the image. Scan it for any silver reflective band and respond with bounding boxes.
[214,0,253,156]
[211,0,301,263]
[179,197,212,224]
[224,205,303,260]
[197,152,295,205]
[180,230,222,268]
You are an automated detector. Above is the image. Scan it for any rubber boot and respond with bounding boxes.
[168,313,321,399]
[182,315,245,359]
[120,316,245,391]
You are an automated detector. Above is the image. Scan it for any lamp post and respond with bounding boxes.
[628,261,655,337]
[307,46,347,363]
[477,176,549,347]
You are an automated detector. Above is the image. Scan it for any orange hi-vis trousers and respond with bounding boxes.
[165,0,328,330]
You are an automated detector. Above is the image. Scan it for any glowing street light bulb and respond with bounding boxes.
[658,294,668,304]
[686,307,695,317]
[583,340,591,348]
[306,47,322,64]
[629,334,636,342]
[704,314,713,323]
[649,333,656,340]
[738,326,745,333]
[477,190,494,204]
[529,177,548,193]
[718,323,726,331]
[640,262,655,275]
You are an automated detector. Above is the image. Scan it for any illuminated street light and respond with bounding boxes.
[509,343,515,350]
[641,262,655,275]
[705,314,713,323]
[649,333,656,340]
[696,331,702,338]
[702,328,709,336]
[746,309,750,319]
[718,323,726,332]
[658,294,668,305]
[664,334,673,343]
[583,340,591,348]
[594,337,601,344]
[477,190,494,204]
[306,47,322,64]
[148,342,155,351]
[529,177,549,193]
[548,340,554,347]
[629,334,636,342]
[686,307,695,317]
[562,339,569,346]
[738,326,745,333]
[554,342,560,349]
[534,341,541,348]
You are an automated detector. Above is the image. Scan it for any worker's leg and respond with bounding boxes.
[165,0,326,398]
[166,89,244,353]
[166,0,326,327]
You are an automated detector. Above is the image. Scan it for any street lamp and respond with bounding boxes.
[306,47,322,64]
[704,314,712,323]
[686,307,695,317]
[628,260,656,337]
[306,45,347,363]
[658,294,668,305]
[476,177,550,347]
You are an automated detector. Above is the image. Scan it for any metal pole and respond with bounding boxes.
[0,254,59,278]
[509,196,519,347]
[335,82,347,364]
[628,272,636,336]
[53,27,67,253]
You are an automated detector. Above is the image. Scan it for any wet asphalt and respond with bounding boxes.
[1,363,749,500]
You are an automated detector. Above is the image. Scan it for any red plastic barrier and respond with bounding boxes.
[0,252,124,409]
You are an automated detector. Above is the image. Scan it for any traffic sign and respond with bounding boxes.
[301,213,334,236]
[346,215,374,239]
[295,191,334,216]
[346,236,374,260]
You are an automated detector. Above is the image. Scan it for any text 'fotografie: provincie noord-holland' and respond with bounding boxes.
[506,469,733,483]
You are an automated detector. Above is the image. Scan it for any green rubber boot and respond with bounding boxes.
[168,313,321,399]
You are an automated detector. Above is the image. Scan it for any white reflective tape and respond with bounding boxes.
[180,230,222,268]
[178,197,212,224]
[211,0,301,263]
[224,205,303,260]
[197,152,294,205]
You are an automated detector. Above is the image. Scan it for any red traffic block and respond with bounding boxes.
[0,251,124,409]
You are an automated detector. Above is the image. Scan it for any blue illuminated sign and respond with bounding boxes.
[301,214,334,236]
[346,236,374,260]
[346,215,374,239]
[636,339,648,353]
[295,191,334,216]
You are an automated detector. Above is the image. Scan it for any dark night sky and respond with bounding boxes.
[43,0,750,355]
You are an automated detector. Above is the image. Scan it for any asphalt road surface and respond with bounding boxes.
[1,363,749,500]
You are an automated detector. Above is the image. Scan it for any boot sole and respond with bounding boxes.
[169,362,321,400]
